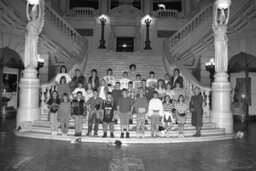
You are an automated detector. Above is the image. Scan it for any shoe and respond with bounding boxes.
[86,132,91,136]
[62,133,65,136]
[126,132,130,138]
[198,132,201,137]
[193,133,198,137]
[51,132,54,136]
[129,119,133,124]
[75,133,78,136]
[151,134,155,138]
[94,132,98,136]
[121,132,124,138]
[110,133,114,138]
[103,132,107,138]
[180,134,184,138]
[114,119,118,124]
[178,134,182,138]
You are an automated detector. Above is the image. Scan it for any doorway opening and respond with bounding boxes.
[116,37,134,52]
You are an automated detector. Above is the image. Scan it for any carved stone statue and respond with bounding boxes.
[108,26,116,51]
[212,2,230,73]
[24,0,45,68]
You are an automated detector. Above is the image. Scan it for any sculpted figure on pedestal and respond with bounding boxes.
[108,26,116,51]
[24,0,45,68]
[212,2,230,73]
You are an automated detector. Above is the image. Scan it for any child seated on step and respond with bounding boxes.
[59,93,71,136]
[174,95,189,138]
[117,89,133,138]
[103,68,115,92]
[134,89,148,138]
[120,72,130,90]
[72,91,86,136]
[47,91,61,136]
[102,93,115,138]
[162,95,175,137]
[148,91,164,138]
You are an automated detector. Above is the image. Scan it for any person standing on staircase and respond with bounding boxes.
[190,87,204,137]
[170,68,183,89]
[103,68,115,92]
[86,89,103,136]
[88,69,100,90]
[71,69,86,91]
[129,64,137,82]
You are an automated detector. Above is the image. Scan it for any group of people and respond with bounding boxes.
[47,64,204,138]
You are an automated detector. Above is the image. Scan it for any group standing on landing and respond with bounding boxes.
[47,64,204,138]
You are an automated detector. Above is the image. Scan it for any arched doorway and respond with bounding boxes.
[228,52,256,121]
[0,47,24,117]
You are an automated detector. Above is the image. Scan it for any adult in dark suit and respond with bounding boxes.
[170,68,183,88]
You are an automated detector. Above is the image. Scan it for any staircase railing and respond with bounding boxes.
[39,1,89,115]
[168,3,213,49]
[163,40,210,116]
[153,9,179,19]
[44,2,88,51]
[72,7,97,17]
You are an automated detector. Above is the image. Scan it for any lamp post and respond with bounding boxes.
[17,0,44,129]
[205,58,215,86]
[211,0,233,133]
[143,15,152,50]
[98,15,108,49]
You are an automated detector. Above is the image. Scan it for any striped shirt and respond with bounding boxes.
[175,102,188,114]
[163,103,173,112]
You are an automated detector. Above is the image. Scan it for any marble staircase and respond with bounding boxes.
[85,52,166,80]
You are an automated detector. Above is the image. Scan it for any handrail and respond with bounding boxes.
[167,3,213,48]
[163,40,210,116]
[72,7,96,17]
[154,9,179,18]
[44,2,88,50]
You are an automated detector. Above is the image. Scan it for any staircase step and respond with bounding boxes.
[33,120,216,129]
[16,131,234,143]
[31,126,224,137]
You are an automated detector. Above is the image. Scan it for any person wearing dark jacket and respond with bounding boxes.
[88,69,100,90]
[190,87,204,137]
[170,68,183,88]
[102,93,115,138]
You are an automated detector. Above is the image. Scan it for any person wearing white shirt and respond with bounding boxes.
[120,72,131,90]
[55,65,72,83]
[148,91,163,137]
[146,71,157,87]
[72,82,86,99]
[165,83,175,100]
[103,68,115,92]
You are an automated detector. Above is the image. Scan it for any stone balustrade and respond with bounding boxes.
[44,3,87,50]
[154,9,179,19]
[168,3,213,48]
[72,7,96,17]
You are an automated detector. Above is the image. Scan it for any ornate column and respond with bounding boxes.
[108,25,116,52]
[143,0,151,14]
[100,0,108,14]
[17,0,45,129]
[211,0,233,133]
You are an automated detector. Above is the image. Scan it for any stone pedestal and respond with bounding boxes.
[211,72,233,133]
[17,67,40,129]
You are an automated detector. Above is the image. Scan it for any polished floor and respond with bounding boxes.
[0,118,256,171]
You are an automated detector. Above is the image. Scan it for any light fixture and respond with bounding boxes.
[122,43,127,48]
[141,15,153,25]
[216,0,231,9]
[27,0,40,5]
[97,14,110,24]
